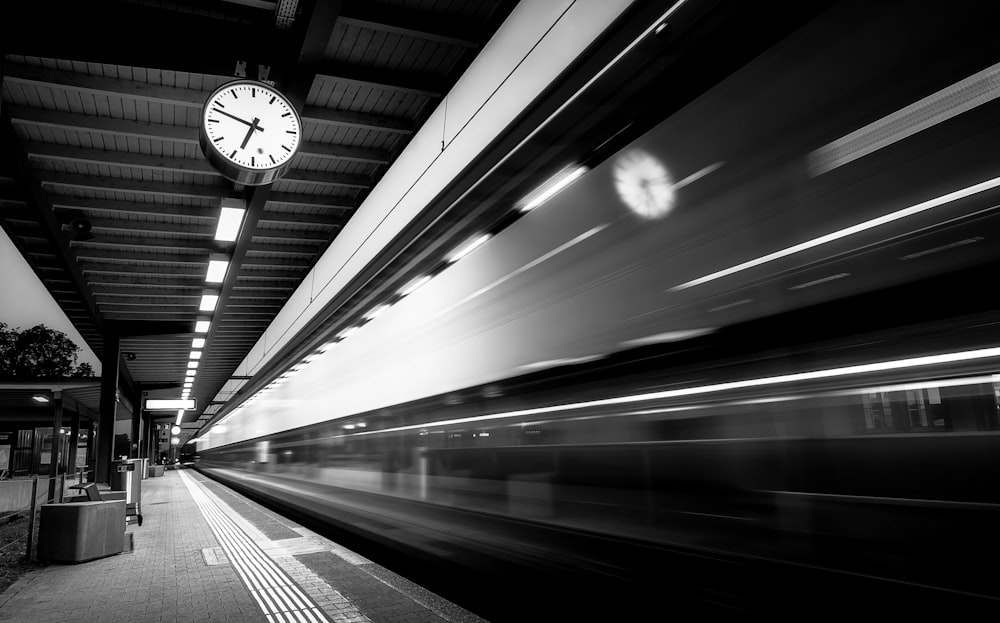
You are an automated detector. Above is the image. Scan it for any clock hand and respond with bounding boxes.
[212,108,266,132]
[239,117,263,150]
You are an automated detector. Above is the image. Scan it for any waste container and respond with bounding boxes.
[110,459,143,526]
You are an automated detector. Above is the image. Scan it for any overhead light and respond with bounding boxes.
[215,204,246,242]
[190,351,202,360]
[447,234,491,263]
[518,165,588,213]
[185,372,196,380]
[146,399,194,410]
[187,361,199,369]
[192,338,205,348]
[205,259,229,283]
[32,395,50,403]
[398,275,431,297]
[195,320,211,333]
[183,382,193,388]
[199,294,219,311]
[365,304,392,320]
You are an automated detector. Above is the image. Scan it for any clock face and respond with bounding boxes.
[199,80,302,185]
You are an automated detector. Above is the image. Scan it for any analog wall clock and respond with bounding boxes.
[199,80,302,186]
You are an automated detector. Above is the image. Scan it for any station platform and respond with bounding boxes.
[0,468,486,623]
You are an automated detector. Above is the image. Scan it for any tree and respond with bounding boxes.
[0,323,95,378]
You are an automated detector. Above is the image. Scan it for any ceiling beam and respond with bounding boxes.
[253,228,330,242]
[282,169,371,189]
[71,237,228,253]
[9,107,392,163]
[266,192,358,210]
[301,105,413,134]
[82,264,208,277]
[75,250,208,264]
[27,143,218,175]
[258,211,343,226]
[5,64,415,134]
[314,63,445,98]
[50,195,216,219]
[39,172,229,199]
[338,0,485,48]
[59,218,215,237]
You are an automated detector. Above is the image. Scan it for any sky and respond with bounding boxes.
[0,227,102,374]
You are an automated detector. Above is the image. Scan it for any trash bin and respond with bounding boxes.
[110,459,143,526]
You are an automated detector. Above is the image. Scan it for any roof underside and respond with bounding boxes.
[0,0,518,445]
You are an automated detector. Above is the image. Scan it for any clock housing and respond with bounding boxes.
[199,80,302,186]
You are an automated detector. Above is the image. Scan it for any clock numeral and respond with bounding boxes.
[232,91,238,99]
[285,130,296,134]
[230,150,237,158]
[251,157,255,166]
[208,118,219,123]
[281,112,291,118]
[252,88,256,98]
[281,145,291,152]
[270,96,276,104]
[270,155,276,164]
[213,136,224,142]
[215,102,225,109]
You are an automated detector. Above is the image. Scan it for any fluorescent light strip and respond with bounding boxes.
[670,176,1000,292]
[205,259,229,283]
[810,60,1000,176]
[519,165,588,212]
[365,304,392,320]
[353,346,1000,437]
[398,275,432,297]
[190,351,202,360]
[215,206,245,242]
[195,320,211,333]
[447,233,491,263]
[192,338,205,348]
[200,294,219,311]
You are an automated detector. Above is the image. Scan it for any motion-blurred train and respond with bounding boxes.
[195,0,1000,617]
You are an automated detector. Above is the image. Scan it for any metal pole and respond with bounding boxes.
[26,476,37,560]
[48,391,63,502]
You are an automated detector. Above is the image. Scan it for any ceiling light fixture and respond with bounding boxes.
[190,351,202,360]
[192,338,205,348]
[215,201,246,242]
[205,259,230,283]
[195,320,211,333]
[32,395,50,403]
[199,294,219,311]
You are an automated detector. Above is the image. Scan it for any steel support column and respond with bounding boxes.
[96,333,120,484]
[66,405,80,482]
[130,384,142,458]
[48,391,63,501]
